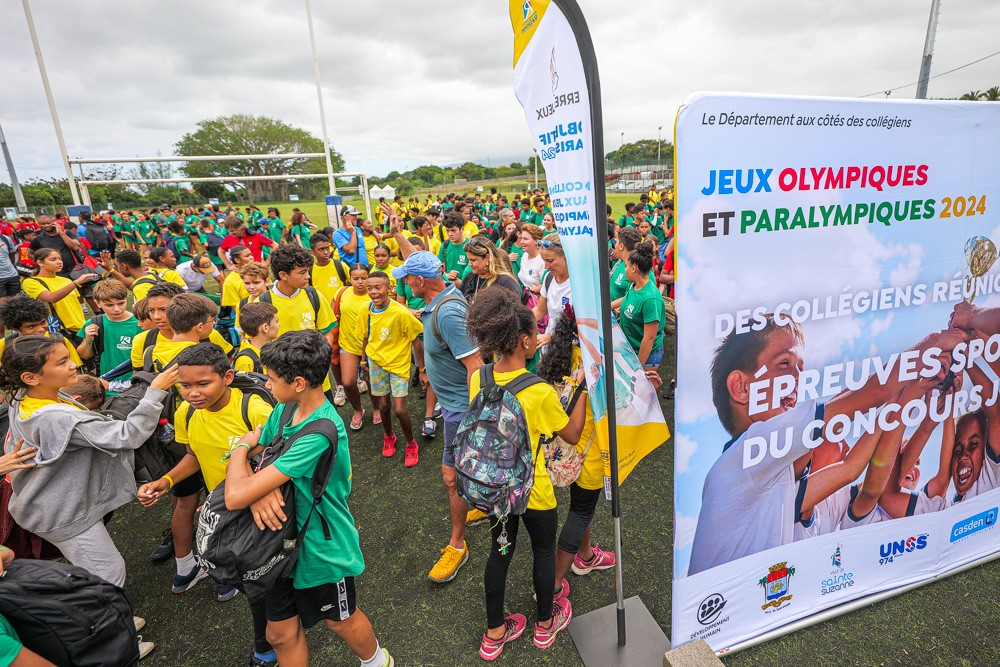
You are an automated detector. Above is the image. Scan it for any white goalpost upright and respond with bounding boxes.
[68,153,372,226]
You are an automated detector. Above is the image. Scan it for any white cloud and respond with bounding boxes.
[675,433,698,474]
[2,0,998,181]
[673,514,698,552]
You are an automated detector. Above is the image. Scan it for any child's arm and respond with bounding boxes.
[961,329,1000,461]
[799,427,883,517]
[637,320,659,366]
[848,420,906,520]
[925,412,955,499]
[72,368,179,451]
[554,386,589,445]
[34,275,94,303]
[224,425,292,511]
[137,450,201,507]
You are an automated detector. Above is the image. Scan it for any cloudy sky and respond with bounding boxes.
[2,0,998,182]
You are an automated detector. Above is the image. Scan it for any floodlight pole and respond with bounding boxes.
[304,0,337,195]
[22,0,80,205]
[657,125,663,177]
[915,0,942,99]
[0,121,28,213]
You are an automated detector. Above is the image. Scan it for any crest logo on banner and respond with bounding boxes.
[758,562,794,611]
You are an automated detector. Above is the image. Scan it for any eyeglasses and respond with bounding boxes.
[540,240,562,249]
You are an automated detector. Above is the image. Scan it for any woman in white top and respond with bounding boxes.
[532,233,572,348]
[517,223,545,293]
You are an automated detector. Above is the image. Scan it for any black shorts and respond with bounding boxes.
[169,471,205,498]
[0,277,20,297]
[265,576,357,628]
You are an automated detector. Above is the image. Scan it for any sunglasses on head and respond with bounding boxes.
[540,239,562,249]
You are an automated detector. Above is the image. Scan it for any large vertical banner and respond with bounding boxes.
[672,93,1000,651]
[509,0,669,484]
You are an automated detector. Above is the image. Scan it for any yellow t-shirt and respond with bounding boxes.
[336,289,371,357]
[18,396,80,419]
[174,389,273,492]
[0,332,83,367]
[267,287,335,337]
[463,221,480,240]
[153,267,187,289]
[131,328,234,371]
[221,271,250,307]
[130,274,163,302]
[22,276,86,334]
[354,300,422,377]
[407,233,442,257]
[362,234,379,267]
[469,368,568,511]
[369,265,397,292]
[233,341,263,373]
[381,237,404,267]
[311,260,350,305]
[575,398,603,491]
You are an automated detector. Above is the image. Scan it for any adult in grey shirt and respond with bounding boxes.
[392,228,483,585]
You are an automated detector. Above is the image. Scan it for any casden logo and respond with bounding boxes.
[951,507,998,542]
[878,534,928,565]
[697,593,726,625]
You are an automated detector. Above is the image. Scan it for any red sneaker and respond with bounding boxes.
[382,433,397,457]
[404,440,419,467]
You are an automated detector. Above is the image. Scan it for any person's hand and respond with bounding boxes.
[537,333,552,348]
[84,323,99,342]
[250,488,287,531]
[389,215,403,234]
[0,439,37,475]
[508,252,519,263]
[237,424,263,449]
[447,270,459,281]
[149,365,181,391]
[644,369,663,389]
[949,302,978,330]
[0,546,13,575]
[99,250,114,270]
[74,273,98,287]
[137,478,170,508]
[419,369,429,387]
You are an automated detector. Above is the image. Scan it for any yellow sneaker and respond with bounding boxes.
[428,541,469,583]
[466,508,489,526]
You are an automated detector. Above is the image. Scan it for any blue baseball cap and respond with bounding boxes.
[392,251,444,280]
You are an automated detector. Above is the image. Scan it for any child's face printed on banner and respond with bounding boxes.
[952,418,986,496]
[732,327,803,425]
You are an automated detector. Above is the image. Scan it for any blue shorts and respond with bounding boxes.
[441,407,465,468]
[645,344,664,368]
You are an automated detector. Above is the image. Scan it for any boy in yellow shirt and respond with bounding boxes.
[234,302,279,374]
[356,271,423,467]
[236,262,270,329]
[137,342,276,666]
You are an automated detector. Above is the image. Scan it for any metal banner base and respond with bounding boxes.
[570,596,669,667]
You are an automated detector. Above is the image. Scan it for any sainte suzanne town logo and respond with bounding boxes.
[758,561,795,611]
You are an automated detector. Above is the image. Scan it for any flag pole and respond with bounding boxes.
[550,0,625,646]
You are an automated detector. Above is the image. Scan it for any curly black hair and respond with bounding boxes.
[537,307,578,384]
[465,286,536,359]
[261,329,331,388]
[269,244,314,281]
[0,294,50,331]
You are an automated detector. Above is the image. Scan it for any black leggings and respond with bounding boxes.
[250,596,272,655]
[557,483,602,554]
[485,508,558,629]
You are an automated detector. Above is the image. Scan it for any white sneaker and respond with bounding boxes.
[138,636,155,660]
[133,616,146,632]
[357,379,369,394]
[333,385,346,406]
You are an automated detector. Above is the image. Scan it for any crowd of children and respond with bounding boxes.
[0,187,673,665]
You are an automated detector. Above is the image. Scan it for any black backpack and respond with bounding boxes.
[85,221,112,253]
[100,371,186,485]
[184,371,276,431]
[204,231,224,254]
[0,559,139,667]
[196,403,340,600]
[430,290,468,353]
[233,348,264,375]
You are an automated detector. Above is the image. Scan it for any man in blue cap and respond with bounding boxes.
[333,206,368,266]
[392,243,486,584]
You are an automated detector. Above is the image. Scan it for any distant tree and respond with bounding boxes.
[174,115,344,202]
[960,90,984,101]
[605,139,673,166]
[983,86,1000,101]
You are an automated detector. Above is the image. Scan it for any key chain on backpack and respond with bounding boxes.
[497,517,510,556]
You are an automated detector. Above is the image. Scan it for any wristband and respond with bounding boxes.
[222,442,251,462]
[161,474,174,489]
[0,546,10,552]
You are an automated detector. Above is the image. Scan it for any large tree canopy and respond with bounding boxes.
[174,114,344,202]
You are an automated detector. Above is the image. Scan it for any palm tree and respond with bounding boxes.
[960,90,984,101]
[982,86,1000,101]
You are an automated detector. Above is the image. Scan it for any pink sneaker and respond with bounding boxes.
[533,578,570,603]
[479,614,526,661]
[571,544,616,575]
[533,598,572,649]
[404,440,419,468]
[382,433,397,457]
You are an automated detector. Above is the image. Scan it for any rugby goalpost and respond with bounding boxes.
[68,153,372,228]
